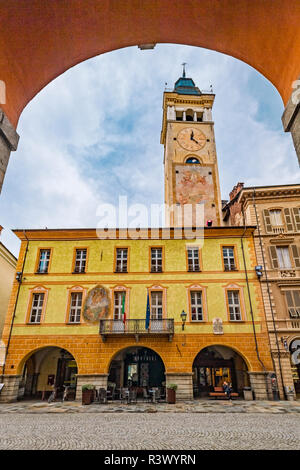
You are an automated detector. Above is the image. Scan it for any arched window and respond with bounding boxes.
[186,157,200,164]
[186,109,194,121]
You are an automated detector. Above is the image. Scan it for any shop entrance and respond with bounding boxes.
[19,347,78,400]
[108,347,165,393]
[192,345,249,398]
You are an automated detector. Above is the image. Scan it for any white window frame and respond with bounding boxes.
[38,249,50,273]
[190,290,203,321]
[116,248,128,273]
[187,248,200,272]
[223,247,236,271]
[74,249,87,273]
[69,292,82,323]
[151,248,163,272]
[227,290,242,321]
[113,291,125,320]
[29,293,44,323]
[151,291,163,320]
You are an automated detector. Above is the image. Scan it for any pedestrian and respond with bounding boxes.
[222,380,232,400]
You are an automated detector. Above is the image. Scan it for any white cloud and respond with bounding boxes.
[0,44,299,257]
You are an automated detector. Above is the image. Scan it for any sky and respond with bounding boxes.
[0,44,299,257]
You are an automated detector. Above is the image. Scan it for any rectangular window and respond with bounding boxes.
[114,292,125,320]
[29,293,44,323]
[115,248,128,273]
[151,248,163,272]
[269,209,283,226]
[151,291,163,319]
[285,290,300,318]
[187,248,200,272]
[74,249,87,273]
[69,292,82,323]
[223,247,236,271]
[227,290,242,321]
[37,249,50,273]
[190,291,203,321]
[276,246,292,269]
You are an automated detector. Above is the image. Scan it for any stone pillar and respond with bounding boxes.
[0,375,21,403]
[0,108,19,194]
[282,78,300,165]
[76,374,108,402]
[272,351,296,400]
[248,371,272,400]
[165,373,193,401]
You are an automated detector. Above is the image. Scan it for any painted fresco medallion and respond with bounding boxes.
[82,285,110,322]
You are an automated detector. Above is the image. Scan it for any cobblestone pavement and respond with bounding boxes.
[0,413,299,450]
[0,399,300,414]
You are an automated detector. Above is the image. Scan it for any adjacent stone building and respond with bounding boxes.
[223,183,300,399]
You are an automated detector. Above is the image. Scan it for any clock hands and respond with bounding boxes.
[190,130,199,144]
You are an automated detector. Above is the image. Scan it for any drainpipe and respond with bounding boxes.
[251,189,287,400]
[2,230,29,376]
[240,225,268,382]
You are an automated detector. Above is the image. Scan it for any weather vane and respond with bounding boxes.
[182,62,187,78]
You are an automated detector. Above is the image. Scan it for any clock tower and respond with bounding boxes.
[161,68,222,227]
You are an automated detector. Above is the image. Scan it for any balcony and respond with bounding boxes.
[99,318,174,342]
[272,225,285,234]
[269,318,300,332]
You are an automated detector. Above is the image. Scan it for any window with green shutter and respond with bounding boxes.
[291,245,300,268]
[269,246,279,268]
[285,290,300,318]
[283,208,295,232]
[292,208,300,232]
[262,209,272,233]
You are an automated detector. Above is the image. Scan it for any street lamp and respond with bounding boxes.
[180,310,187,330]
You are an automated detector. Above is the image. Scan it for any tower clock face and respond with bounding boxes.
[177,127,206,151]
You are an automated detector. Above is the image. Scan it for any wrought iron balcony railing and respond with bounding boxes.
[99,318,174,342]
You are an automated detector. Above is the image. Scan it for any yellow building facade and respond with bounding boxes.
[0,226,274,402]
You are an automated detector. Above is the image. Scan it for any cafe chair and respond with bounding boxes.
[98,387,108,404]
[143,387,151,403]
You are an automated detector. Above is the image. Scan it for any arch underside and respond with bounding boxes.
[0,0,299,128]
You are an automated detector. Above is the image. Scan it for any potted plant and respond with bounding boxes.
[167,384,177,404]
[82,384,95,405]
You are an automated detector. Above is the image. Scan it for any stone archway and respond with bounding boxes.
[0,1,299,194]
[108,346,166,399]
[192,345,250,398]
[19,347,78,401]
